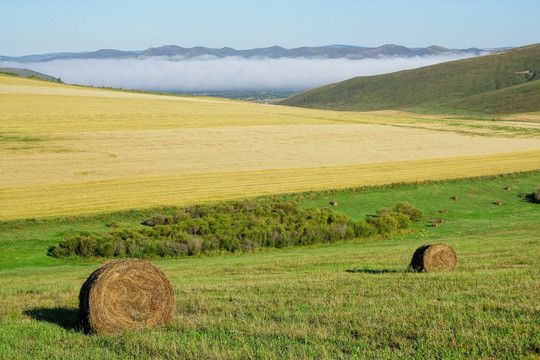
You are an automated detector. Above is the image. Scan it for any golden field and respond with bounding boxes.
[1,75,539,220]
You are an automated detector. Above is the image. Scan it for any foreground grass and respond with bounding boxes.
[0,172,539,359]
[1,237,538,359]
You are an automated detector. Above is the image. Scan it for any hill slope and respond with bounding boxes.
[440,78,540,115]
[0,67,60,82]
[277,44,540,114]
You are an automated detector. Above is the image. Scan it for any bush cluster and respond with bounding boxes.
[52,201,422,259]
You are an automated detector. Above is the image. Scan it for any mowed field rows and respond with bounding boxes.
[1,75,540,220]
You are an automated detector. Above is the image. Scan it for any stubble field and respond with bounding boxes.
[1,75,539,220]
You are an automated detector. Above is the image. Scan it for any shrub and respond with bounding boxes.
[394,202,423,221]
[376,208,393,217]
[162,241,188,257]
[367,214,398,235]
[241,239,260,252]
[113,241,126,257]
[52,200,423,259]
[354,221,378,238]
[393,212,412,229]
[143,214,168,226]
[187,237,203,256]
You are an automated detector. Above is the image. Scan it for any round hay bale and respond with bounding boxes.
[79,259,175,334]
[409,243,457,272]
[494,200,502,205]
[450,195,459,200]
[504,186,511,191]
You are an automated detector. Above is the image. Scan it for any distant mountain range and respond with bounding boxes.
[0,44,506,62]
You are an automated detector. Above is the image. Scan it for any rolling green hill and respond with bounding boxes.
[278,44,540,115]
[433,78,540,115]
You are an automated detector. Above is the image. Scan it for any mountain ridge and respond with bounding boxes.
[0,44,498,62]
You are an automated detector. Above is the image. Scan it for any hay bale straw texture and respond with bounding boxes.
[409,243,457,272]
[79,259,175,334]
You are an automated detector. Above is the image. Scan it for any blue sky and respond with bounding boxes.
[1,0,539,56]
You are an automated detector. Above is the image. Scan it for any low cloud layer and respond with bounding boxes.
[2,53,478,91]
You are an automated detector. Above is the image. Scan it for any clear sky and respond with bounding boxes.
[1,0,539,56]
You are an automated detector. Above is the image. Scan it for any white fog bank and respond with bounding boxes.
[2,53,478,91]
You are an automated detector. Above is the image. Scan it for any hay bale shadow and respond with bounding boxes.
[24,307,81,332]
[519,193,538,204]
[345,268,400,274]
[46,246,56,257]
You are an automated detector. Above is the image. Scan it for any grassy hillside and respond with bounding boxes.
[0,67,60,82]
[0,172,539,359]
[278,44,540,115]
[433,77,540,115]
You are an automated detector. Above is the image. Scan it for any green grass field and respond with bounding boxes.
[1,172,538,359]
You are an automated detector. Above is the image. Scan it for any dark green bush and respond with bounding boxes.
[354,221,378,238]
[393,212,412,230]
[394,202,424,222]
[367,214,398,235]
[52,200,422,259]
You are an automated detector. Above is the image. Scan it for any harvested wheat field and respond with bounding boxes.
[1,75,540,219]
